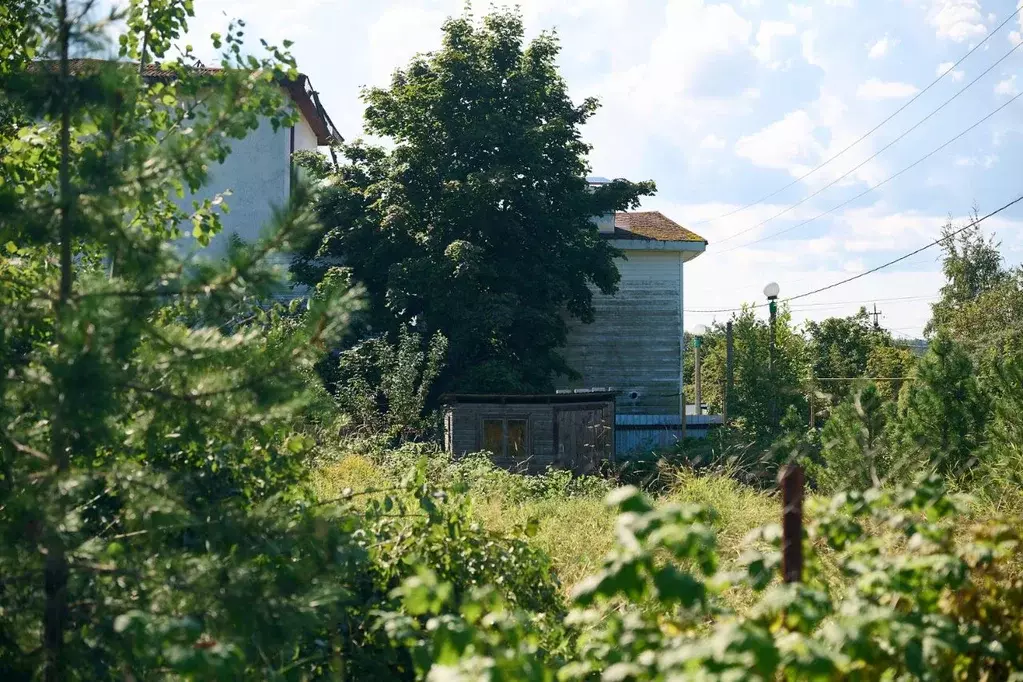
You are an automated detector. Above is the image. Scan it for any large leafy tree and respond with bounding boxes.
[697,306,806,445]
[295,10,654,392]
[804,308,902,405]
[926,212,1023,373]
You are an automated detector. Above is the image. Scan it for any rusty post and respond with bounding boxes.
[780,464,804,584]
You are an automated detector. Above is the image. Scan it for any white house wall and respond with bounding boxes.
[293,114,319,153]
[559,250,683,416]
[174,115,290,260]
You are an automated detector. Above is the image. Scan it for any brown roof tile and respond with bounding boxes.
[613,211,707,243]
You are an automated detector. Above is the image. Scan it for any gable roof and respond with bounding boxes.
[613,211,707,244]
[30,58,342,145]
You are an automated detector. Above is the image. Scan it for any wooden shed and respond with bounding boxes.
[442,391,616,475]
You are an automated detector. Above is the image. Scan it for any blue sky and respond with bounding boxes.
[163,0,1023,336]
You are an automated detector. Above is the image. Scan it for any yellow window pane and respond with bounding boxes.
[507,420,527,457]
[482,419,504,454]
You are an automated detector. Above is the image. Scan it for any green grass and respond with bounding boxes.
[310,448,784,598]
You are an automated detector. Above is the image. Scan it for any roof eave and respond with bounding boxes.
[283,74,343,146]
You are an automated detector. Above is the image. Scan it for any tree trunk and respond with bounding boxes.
[44,2,73,678]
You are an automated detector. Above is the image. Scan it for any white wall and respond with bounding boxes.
[179,112,321,261]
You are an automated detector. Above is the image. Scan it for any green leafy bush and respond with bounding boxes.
[381,475,1023,680]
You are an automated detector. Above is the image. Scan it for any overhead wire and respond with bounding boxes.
[683,193,1023,314]
[713,39,1023,247]
[712,88,1023,254]
[689,5,1023,229]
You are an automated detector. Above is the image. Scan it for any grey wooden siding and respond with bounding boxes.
[446,404,556,472]
[444,397,615,473]
[559,250,683,415]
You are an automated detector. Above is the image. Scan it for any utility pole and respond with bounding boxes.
[694,338,702,417]
[725,321,734,425]
[764,283,780,430]
[692,325,707,417]
[869,303,882,330]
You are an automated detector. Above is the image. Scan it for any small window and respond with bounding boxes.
[482,419,504,454]
[507,420,527,457]
[479,417,529,458]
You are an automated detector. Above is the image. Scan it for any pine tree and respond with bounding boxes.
[815,383,890,492]
[0,2,362,677]
[893,334,987,477]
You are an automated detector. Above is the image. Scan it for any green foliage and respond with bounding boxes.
[382,476,1023,680]
[805,308,900,405]
[699,306,807,445]
[894,334,987,478]
[976,355,1023,510]
[814,383,892,493]
[865,342,916,402]
[927,211,1023,375]
[333,325,448,444]
[293,9,655,393]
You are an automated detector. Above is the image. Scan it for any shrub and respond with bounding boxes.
[382,476,1023,679]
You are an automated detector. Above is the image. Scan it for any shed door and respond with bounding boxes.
[554,404,612,475]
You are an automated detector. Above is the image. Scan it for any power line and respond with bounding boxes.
[712,38,1023,249]
[786,294,937,309]
[683,193,1023,314]
[714,88,1023,254]
[690,6,1022,229]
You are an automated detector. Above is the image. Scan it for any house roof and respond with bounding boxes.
[612,211,707,244]
[442,390,618,405]
[30,58,342,145]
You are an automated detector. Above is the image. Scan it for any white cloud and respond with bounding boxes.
[368,5,451,86]
[867,34,898,59]
[929,0,988,42]
[734,109,823,177]
[801,29,822,68]
[700,134,727,149]
[1013,0,1023,47]
[955,154,1000,167]
[995,74,1019,96]
[935,61,965,81]
[583,0,756,173]
[857,78,920,99]
[788,4,813,22]
[754,20,798,68]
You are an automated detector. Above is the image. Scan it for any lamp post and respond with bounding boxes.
[692,324,708,416]
[764,282,780,429]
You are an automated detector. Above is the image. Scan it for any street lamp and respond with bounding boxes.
[764,282,780,428]
[692,324,708,416]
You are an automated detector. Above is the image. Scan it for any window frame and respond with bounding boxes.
[478,416,530,458]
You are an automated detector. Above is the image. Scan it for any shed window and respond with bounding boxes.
[482,419,504,454]
[480,417,529,458]
[507,420,527,457]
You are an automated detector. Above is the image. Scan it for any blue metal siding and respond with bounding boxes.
[615,414,723,453]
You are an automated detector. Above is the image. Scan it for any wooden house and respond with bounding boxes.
[442,390,616,474]
[559,185,708,452]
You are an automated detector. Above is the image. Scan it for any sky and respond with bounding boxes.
[105,0,1023,338]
